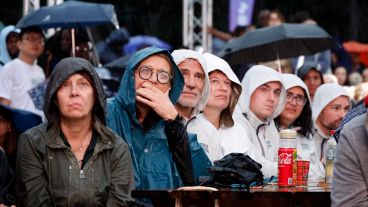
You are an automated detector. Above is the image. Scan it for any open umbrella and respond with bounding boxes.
[16,1,119,56]
[217,23,337,68]
[123,35,172,55]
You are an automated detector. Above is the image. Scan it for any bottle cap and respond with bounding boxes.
[279,129,297,139]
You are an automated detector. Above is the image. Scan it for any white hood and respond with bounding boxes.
[203,53,242,127]
[237,65,286,120]
[281,73,311,103]
[0,25,19,65]
[172,49,210,116]
[312,83,349,124]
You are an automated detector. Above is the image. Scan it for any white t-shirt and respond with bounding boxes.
[0,58,45,117]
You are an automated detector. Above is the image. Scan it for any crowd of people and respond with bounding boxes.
[0,8,368,207]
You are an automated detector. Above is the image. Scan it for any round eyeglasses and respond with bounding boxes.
[137,66,172,84]
[286,92,307,106]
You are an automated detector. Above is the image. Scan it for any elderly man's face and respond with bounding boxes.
[317,96,350,132]
[177,59,205,108]
[134,54,172,93]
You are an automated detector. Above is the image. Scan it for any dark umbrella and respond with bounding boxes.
[16,1,119,57]
[217,23,337,67]
[16,1,118,29]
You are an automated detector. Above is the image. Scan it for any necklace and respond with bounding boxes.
[79,142,89,151]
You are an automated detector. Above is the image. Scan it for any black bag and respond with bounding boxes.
[208,153,263,188]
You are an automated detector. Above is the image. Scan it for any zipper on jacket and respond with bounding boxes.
[68,165,72,207]
[256,123,267,157]
[80,170,86,179]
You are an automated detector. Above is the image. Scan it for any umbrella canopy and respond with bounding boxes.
[217,23,337,66]
[16,1,119,29]
[0,104,42,133]
[123,35,172,55]
[343,41,368,53]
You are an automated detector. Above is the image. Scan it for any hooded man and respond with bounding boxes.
[107,47,211,190]
[234,65,286,178]
[171,49,210,121]
[0,25,19,70]
[312,83,350,166]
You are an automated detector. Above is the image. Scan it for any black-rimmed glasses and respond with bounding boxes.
[286,92,307,106]
[137,66,172,84]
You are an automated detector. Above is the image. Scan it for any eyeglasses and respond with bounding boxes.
[137,66,172,84]
[22,36,44,44]
[286,92,307,106]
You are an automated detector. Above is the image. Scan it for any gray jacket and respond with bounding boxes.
[16,57,135,207]
[331,113,368,207]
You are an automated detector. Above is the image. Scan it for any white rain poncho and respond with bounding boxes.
[172,49,210,119]
[187,53,254,162]
[312,83,349,168]
[280,73,324,182]
[234,65,286,178]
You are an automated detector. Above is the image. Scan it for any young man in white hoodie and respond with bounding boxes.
[312,83,350,167]
[234,65,286,178]
[171,49,210,121]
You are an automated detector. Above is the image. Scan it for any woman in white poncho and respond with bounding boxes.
[187,53,254,163]
[274,73,324,182]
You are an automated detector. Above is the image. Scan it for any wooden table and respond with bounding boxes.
[132,184,331,207]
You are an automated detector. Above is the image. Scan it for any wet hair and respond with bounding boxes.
[19,26,44,39]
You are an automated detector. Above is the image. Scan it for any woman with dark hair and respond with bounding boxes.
[275,73,324,182]
[16,57,135,206]
[296,62,324,102]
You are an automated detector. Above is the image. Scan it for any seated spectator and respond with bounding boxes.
[275,74,324,182]
[234,65,286,178]
[334,66,348,86]
[0,25,19,70]
[16,57,135,206]
[107,47,211,190]
[171,49,210,121]
[0,26,45,118]
[312,83,350,176]
[187,53,253,162]
[296,62,324,102]
[331,103,368,206]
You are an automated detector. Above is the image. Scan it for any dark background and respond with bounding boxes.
[1,0,366,49]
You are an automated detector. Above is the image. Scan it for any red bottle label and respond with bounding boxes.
[278,148,294,187]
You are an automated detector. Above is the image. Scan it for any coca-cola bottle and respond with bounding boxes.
[278,129,297,187]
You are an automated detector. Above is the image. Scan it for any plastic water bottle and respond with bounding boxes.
[325,130,337,183]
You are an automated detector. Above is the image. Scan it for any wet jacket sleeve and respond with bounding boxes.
[164,115,195,186]
[16,133,52,207]
[107,138,136,207]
